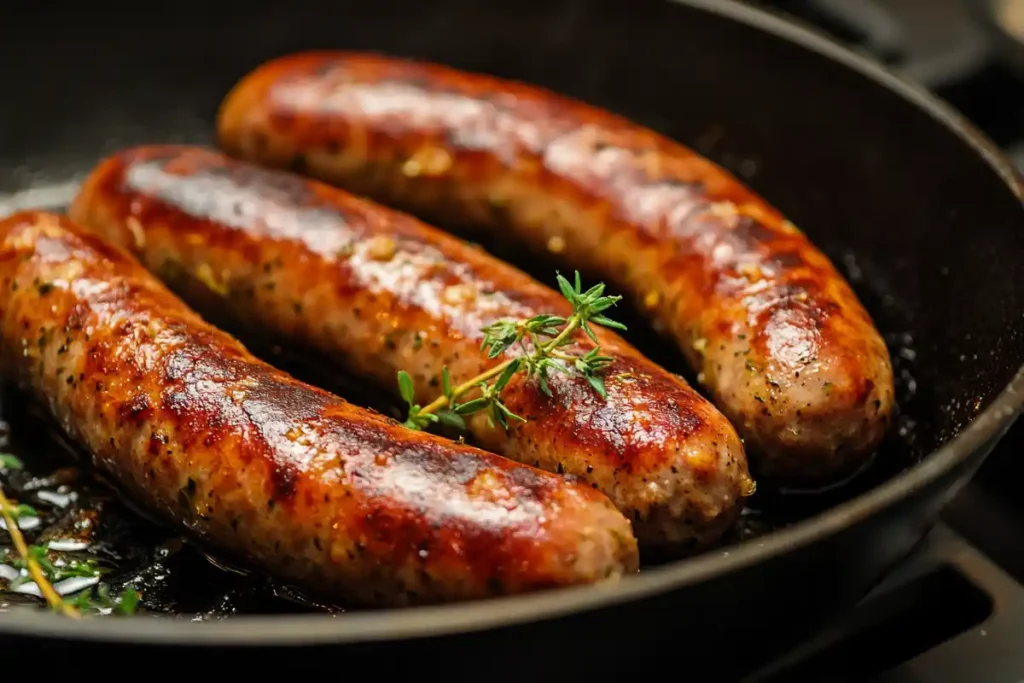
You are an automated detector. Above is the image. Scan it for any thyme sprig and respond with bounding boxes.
[398,271,626,432]
[1,454,139,617]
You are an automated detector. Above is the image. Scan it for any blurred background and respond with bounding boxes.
[749,0,1024,168]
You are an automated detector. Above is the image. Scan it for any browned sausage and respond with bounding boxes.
[0,210,638,606]
[69,145,753,549]
[215,51,897,488]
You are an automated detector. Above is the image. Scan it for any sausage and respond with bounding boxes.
[0,210,638,606]
[69,145,754,549]
[215,51,897,488]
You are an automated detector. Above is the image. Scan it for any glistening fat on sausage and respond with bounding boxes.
[69,145,755,551]
[215,51,896,488]
[0,210,639,606]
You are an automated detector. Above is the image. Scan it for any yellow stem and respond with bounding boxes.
[0,488,79,618]
[418,317,581,417]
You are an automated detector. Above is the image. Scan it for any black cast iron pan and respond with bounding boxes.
[0,0,1022,676]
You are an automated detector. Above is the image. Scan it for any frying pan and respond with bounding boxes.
[1,0,1022,676]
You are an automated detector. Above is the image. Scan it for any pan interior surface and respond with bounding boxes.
[0,0,1022,643]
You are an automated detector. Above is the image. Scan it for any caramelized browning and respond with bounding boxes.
[0,210,638,606]
[71,145,753,549]
[216,52,896,486]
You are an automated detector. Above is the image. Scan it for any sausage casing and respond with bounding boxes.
[216,51,897,487]
[70,145,753,549]
[0,210,638,606]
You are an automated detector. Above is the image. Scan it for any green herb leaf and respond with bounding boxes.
[585,373,608,399]
[490,401,507,430]
[581,282,606,302]
[28,545,54,575]
[590,314,627,331]
[493,358,521,393]
[524,314,566,337]
[12,503,37,518]
[66,591,95,611]
[435,408,466,430]
[496,400,525,424]
[454,397,490,415]
[555,271,576,303]
[537,373,552,397]
[114,585,140,615]
[480,319,519,358]
[397,371,415,406]
[0,453,23,470]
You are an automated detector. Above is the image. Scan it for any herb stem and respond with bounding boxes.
[399,271,626,431]
[417,318,581,419]
[0,488,78,618]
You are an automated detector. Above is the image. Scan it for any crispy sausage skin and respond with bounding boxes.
[216,51,896,487]
[70,145,753,549]
[0,210,639,605]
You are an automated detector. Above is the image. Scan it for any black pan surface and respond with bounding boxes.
[0,0,1022,675]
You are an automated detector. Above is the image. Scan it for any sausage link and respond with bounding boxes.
[70,145,753,549]
[0,210,638,605]
[216,52,896,487]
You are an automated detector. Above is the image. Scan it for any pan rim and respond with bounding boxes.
[2,0,1023,645]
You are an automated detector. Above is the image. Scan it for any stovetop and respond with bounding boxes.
[745,428,1024,683]
[749,524,1024,682]
[754,0,1024,159]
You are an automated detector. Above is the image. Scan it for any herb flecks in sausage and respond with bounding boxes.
[70,147,755,550]
[213,51,896,489]
[2,211,639,604]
